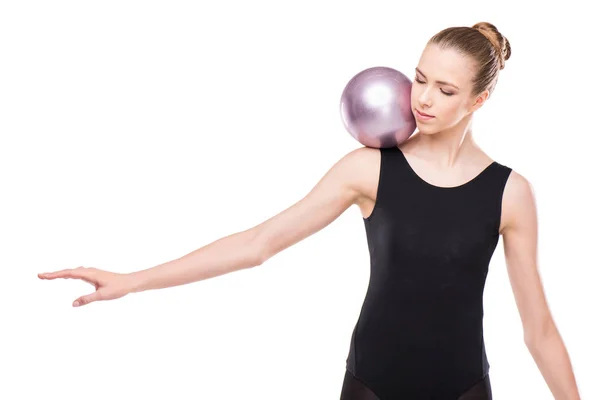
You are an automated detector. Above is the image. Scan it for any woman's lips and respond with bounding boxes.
[415,109,434,120]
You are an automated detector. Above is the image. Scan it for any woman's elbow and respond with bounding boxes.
[247,227,270,267]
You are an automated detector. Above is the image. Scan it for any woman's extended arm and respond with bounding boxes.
[38,147,376,306]
[128,147,368,293]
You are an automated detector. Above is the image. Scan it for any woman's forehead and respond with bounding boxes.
[417,45,476,85]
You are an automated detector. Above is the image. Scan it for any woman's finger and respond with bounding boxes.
[38,267,88,280]
[73,291,101,307]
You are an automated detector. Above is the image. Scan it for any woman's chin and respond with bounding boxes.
[415,123,436,134]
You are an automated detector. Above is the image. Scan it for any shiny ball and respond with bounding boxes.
[340,66,416,148]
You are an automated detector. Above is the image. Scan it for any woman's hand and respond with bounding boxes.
[38,267,135,307]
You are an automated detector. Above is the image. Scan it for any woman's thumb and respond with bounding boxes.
[73,291,100,307]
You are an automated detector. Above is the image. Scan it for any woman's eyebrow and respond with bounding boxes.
[415,67,459,89]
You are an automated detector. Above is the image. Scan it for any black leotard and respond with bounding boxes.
[341,146,512,399]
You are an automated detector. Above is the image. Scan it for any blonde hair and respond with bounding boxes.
[428,22,512,97]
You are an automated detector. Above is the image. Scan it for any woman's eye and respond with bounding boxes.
[415,77,454,96]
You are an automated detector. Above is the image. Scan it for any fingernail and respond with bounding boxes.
[73,301,80,307]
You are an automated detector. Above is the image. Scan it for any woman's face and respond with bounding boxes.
[410,44,486,134]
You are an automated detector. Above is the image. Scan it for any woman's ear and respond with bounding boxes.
[469,90,490,113]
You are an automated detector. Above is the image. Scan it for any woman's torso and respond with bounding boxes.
[344,143,513,399]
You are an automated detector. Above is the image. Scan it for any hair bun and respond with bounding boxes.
[472,22,511,69]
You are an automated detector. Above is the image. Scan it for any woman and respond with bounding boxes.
[39,22,581,399]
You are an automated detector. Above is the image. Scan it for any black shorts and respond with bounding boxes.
[340,368,493,399]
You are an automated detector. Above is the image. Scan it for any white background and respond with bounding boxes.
[2,1,598,399]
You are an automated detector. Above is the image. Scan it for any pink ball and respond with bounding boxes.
[340,66,416,148]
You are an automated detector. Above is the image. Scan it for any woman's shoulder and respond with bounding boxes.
[336,146,383,216]
[498,166,535,234]
[338,146,382,197]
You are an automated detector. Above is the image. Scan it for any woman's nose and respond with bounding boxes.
[418,89,432,107]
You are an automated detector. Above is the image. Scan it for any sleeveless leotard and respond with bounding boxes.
[341,146,512,400]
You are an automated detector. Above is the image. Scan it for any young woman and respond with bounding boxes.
[39,22,581,400]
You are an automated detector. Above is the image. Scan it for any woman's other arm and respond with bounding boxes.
[501,171,581,399]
